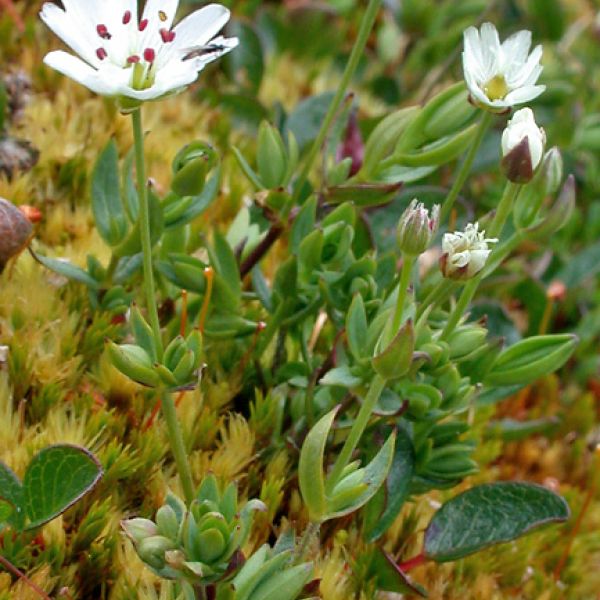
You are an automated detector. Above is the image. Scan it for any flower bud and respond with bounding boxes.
[440,223,497,280]
[336,111,364,177]
[0,197,33,268]
[396,199,440,256]
[137,535,176,570]
[171,142,217,197]
[257,121,288,189]
[501,108,546,183]
[121,518,158,545]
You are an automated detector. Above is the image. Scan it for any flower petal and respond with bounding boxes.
[172,3,231,51]
[40,2,100,67]
[504,84,546,106]
[43,50,117,95]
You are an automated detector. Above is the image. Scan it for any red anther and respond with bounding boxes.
[96,23,111,39]
[143,47,155,62]
[138,18,148,31]
[160,28,175,43]
[127,54,140,63]
[96,47,107,60]
[18,205,42,223]
[122,10,131,24]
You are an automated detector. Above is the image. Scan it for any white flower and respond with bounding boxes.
[440,223,497,280]
[462,22,545,112]
[40,0,238,105]
[501,108,546,182]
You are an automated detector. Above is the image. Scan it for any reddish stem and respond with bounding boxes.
[0,554,52,599]
[0,0,24,32]
[398,552,426,572]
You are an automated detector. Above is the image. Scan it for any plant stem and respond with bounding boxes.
[398,552,427,572]
[0,554,51,600]
[388,254,415,343]
[293,0,382,199]
[440,111,493,223]
[161,390,195,504]
[326,374,387,493]
[131,108,163,358]
[487,181,520,239]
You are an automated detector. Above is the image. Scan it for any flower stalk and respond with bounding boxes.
[440,111,493,223]
[326,373,387,493]
[294,0,382,199]
[132,108,194,505]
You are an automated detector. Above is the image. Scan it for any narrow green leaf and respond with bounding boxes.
[424,482,570,562]
[368,548,428,597]
[365,427,415,542]
[92,139,128,246]
[346,294,368,361]
[298,407,339,522]
[324,431,396,520]
[33,252,100,289]
[209,231,242,301]
[23,444,103,530]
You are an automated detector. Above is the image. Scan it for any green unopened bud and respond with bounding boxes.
[121,518,158,545]
[257,121,288,189]
[171,142,217,197]
[138,535,176,570]
[106,342,160,387]
[423,83,477,140]
[501,108,546,183]
[447,324,487,361]
[524,175,575,240]
[396,199,439,256]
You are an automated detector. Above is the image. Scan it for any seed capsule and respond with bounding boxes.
[0,197,33,268]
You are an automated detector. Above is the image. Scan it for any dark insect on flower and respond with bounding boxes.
[182,43,230,61]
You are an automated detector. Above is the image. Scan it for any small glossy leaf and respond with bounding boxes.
[368,548,428,597]
[319,366,362,388]
[92,139,128,246]
[23,444,103,530]
[486,417,559,441]
[298,407,338,522]
[33,252,100,289]
[424,482,570,562]
[209,231,242,301]
[0,462,24,530]
[372,320,415,380]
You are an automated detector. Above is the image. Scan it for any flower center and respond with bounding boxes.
[484,75,509,101]
[93,11,178,91]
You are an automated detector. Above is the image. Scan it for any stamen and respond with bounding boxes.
[158,10,167,22]
[139,18,148,32]
[160,28,176,43]
[96,24,111,39]
[96,47,107,60]
[122,10,131,24]
[143,48,155,63]
[127,55,140,64]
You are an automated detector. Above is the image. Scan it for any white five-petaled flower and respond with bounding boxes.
[501,107,546,182]
[462,22,545,112]
[40,0,238,107]
[440,223,497,280]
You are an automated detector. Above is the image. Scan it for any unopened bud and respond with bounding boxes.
[336,110,364,177]
[257,121,288,189]
[0,197,33,267]
[501,108,545,183]
[171,141,217,197]
[440,222,497,280]
[396,199,440,256]
[121,518,158,545]
[137,535,176,570]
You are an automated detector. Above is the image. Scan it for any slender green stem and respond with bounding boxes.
[293,0,382,200]
[161,391,195,505]
[439,279,478,341]
[416,278,457,319]
[132,110,194,504]
[440,111,493,223]
[326,374,387,493]
[487,182,520,239]
[388,254,415,343]
[131,108,163,358]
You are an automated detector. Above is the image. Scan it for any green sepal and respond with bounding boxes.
[130,304,157,362]
[106,342,160,387]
